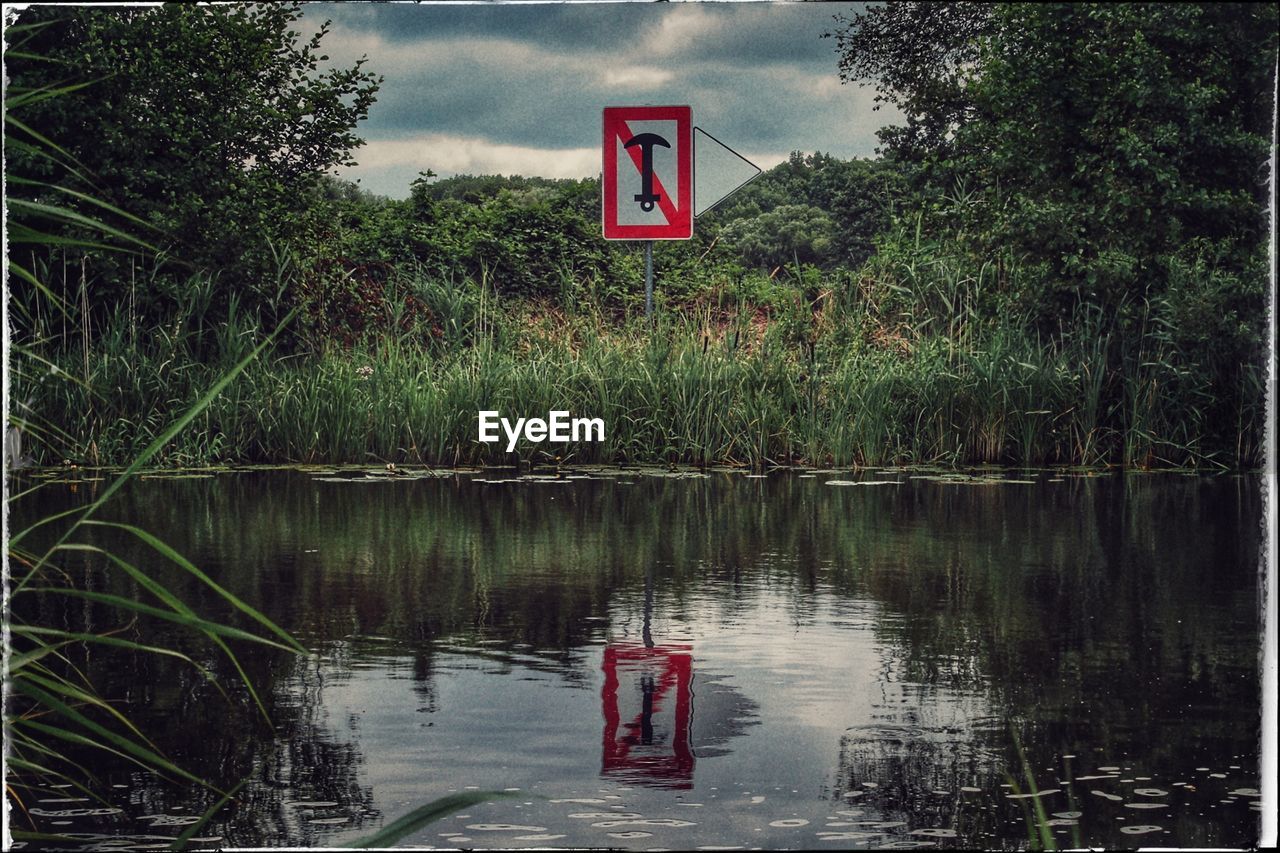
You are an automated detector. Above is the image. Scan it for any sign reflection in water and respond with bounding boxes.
[601,643,694,788]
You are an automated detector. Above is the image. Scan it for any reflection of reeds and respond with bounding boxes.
[10,462,1259,844]
[1007,726,1056,851]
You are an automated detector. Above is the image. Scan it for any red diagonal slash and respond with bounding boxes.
[617,121,681,226]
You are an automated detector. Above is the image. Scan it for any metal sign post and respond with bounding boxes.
[644,241,654,321]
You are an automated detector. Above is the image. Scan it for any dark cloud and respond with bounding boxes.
[322,2,658,50]
[300,1,892,196]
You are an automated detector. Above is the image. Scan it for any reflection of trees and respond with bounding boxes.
[226,656,379,847]
[9,470,1261,846]
[834,718,1007,843]
[16,471,1261,718]
[826,474,1262,848]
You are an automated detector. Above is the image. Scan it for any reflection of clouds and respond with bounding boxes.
[28,469,1260,847]
[673,591,892,731]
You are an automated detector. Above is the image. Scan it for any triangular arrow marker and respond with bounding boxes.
[693,127,762,217]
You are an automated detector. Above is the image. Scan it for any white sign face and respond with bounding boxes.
[614,119,681,227]
[693,127,762,217]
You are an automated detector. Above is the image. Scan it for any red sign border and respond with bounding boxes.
[602,105,693,241]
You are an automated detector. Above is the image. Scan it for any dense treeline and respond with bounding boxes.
[5,2,1274,469]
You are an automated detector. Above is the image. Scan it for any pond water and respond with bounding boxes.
[9,467,1264,849]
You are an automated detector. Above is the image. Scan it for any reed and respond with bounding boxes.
[22,275,1258,470]
[5,58,306,846]
[5,330,306,848]
[16,233,1263,473]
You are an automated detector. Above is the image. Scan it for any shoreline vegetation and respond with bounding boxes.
[17,463,1254,486]
[16,271,1267,471]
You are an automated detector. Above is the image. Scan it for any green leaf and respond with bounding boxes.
[9,625,228,698]
[350,791,518,849]
[22,587,301,653]
[11,694,217,792]
[8,832,81,844]
[3,756,108,806]
[15,668,156,751]
[13,307,297,586]
[6,198,158,252]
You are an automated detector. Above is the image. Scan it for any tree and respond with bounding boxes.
[828,2,1276,463]
[721,204,836,270]
[6,3,381,325]
[827,3,1275,321]
[826,3,994,167]
[710,152,906,270]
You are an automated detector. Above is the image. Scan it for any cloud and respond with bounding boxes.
[601,66,675,89]
[299,1,897,197]
[344,133,601,183]
[637,3,723,58]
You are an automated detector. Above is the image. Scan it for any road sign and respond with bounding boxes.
[602,105,692,240]
[693,127,761,216]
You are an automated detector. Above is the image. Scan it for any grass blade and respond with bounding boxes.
[84,521,306,652]
[169,778,248,851]
[350,791,517,849]
[11,707,216,793]
[22,588,302,652]
[13,307,298,590]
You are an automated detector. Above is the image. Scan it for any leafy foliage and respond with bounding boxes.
[826,3,995,163]
[827,1,1274,461]
[709,152,907,269]
[829,2,1273,316]
[6,1,1269,470]
[6,3,381,326]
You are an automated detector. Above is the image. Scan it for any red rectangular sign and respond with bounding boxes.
[602,105,692,240]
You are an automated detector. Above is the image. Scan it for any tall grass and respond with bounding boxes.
[20,262,1259,470]
[4,314,308,845]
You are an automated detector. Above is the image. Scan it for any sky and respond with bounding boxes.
[300,1,898,198]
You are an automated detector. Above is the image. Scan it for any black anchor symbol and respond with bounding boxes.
[624,132,670,212]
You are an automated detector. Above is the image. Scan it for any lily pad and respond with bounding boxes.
[1119,825,1162,834]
